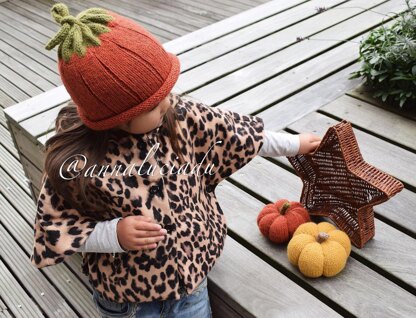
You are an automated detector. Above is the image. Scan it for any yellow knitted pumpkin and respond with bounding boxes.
[287,222,351,278]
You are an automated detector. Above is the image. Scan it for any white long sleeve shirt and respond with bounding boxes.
[78,130,300,253]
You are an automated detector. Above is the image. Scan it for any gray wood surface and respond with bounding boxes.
[8,123,45,169]
[0,144,30,195]
[0,296,13,318]
[0,260,45,318]
[4,85,69,122]
[216,180,416,317]
[175,0,403,95]
[257,63,362,130]
[228,155,416,291]
[165,0,304,53]
[0,166,34,223]
[347,83,416,121]
[320,95,416,151]
[0,123,18,159]
[188,0,405,105]
[177,0,337,71]
[0,194,100,317]
[2,0,416,316]
[20,154,43,195]
[208,236,341,318]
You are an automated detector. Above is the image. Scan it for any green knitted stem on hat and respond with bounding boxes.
[45,3,114,63]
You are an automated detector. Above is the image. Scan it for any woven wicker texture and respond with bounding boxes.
[287,120,404,248]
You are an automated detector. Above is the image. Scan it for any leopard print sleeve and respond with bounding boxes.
[30,175,98,268]
[182,97,265,186]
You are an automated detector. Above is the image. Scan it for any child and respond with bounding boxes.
[30,3,321,318]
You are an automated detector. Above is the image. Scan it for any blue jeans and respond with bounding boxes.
[92,277,212,318]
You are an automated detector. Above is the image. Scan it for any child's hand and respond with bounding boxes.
[298,133,322,155]
[117,215,167,251]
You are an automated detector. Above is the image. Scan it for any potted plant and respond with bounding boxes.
[350,0,416,112]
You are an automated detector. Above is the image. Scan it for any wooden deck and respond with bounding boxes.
[2,0,416,317]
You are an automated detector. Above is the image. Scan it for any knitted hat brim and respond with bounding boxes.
[76,52,181,131]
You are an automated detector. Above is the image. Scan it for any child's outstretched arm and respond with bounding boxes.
[257,131,321,157]
[180,99,265,186]
[258,130,300,157]
[180,98,319,186]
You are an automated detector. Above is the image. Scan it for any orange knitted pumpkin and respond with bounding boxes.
[257,199,310,243]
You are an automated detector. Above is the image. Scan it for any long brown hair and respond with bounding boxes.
[42,93,186,215]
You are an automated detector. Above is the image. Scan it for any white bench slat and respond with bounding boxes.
[178,0,338,71]
[174,0,392,94]
[164,0,305,54]
[185,0,405,105]
[4,85,69,123]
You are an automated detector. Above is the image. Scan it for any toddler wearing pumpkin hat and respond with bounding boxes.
[29,3,321,317]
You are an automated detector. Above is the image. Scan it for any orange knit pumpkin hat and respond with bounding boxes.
[45,3,181,130]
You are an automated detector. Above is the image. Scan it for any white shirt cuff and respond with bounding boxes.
[258,130,300,157]
[78,217,128,253]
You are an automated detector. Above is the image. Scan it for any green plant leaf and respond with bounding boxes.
[353,5,416,110]
[378,74,389,82]
[391,75,411,81]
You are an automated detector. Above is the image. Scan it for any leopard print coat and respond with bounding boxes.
[30,92,265,303]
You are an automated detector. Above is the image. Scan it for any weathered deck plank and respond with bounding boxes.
[0,192,100,317]
[347,84,416,121]
[0,12,51,43]
[0,63,43,97]
[0,259,45,318]
[228,156,416,291]
[3,85,68,122]
[208,236,341,318]
[0,123,19,159]
[319,95,416,151]
[175,0,399,94]
[0,297,14,318]
[217,35,362,114]
[217,181,416,317]
[184,0,405,104]
[0,144,30,194]
[0,19,55,60]
[0,4,55,37]
[136,0,216,28]
[0,36,60,85]
[165,0,305,53]
[177,0,333,71]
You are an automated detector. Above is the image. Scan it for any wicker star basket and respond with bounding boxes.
[287,120,404,248]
